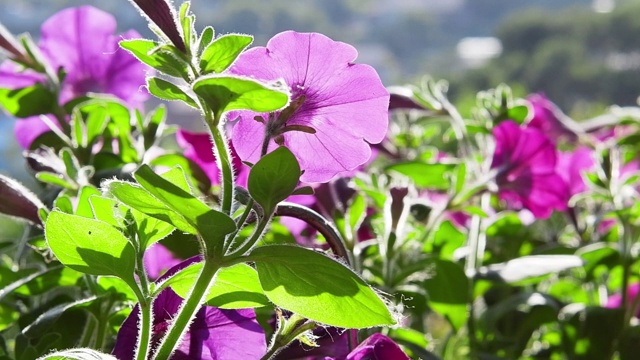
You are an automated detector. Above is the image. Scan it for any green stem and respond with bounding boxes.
[135,302,153,360]
[224,198,254,255]
[228,217,270,258]
[260,320,318,360]
[209,125,234,215]
[152,259,220,360]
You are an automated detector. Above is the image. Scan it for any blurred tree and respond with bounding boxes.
[447,2,640,117]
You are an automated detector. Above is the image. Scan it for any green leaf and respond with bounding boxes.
[251,245,395,328]
[508,104,530,125]
[105,180,196,234]
[386,162,456,190]
[75,186,100,218]
[0,84,55,118]
[166,262,269,309]
[150,154,211,193]
[142,105,166,150]
[147,77,198,108]
[45,211,136,282]
[423,259,468,331]
[192,75,289,120]
[134,165,236,249]
[120,39,190,79]
[248,147,301,215]
[200,34,253,74]
[197,26,215,55]
[35,172,75,190]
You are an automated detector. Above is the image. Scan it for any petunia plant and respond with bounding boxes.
[2,1,640,360]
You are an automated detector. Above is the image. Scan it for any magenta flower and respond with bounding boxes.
[113,257,266,360]
[328,333,410,360]
[556,146,595,197]
[491,120,569,219]
[525,93,577,144]
[0,6,149,148]
[606,283,640,317]
[142,243,181,280]
[176,129,249,187]
[228,31,389,183]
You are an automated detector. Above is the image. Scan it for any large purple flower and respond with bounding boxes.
[556,146,595,198]
[0,6,149,148]
[491,120,569,219]
[329,333,410,360]
[113,257,266,360]
[228,31,389,183]
[525,93,578,144]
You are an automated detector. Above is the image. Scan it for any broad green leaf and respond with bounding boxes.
[131,209,175,251]
[0,84,55,118]
[251,245,395,328]
[200,34,253,74]
[75,186,100,218]
[150,154,211,192]
[105,180,196,234]
[90,195,127,228]
[386,162,455,190]
[424,259,468,331]
[248,147,301,215]
[45,211,136,282]
[134,165,236,248]
[166,262,269,309]
[193,75,289,120]
[429,220,465,260]
[157,166,193,194]
[120,39,189,79]
[22,296,99,337]
[147,77,198,108]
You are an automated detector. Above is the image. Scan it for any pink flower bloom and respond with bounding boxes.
[606,283,640,317]
[328,333,410,360]
[556,146,595,197]
[176,129,249,187]
[142,243,181,280]
[229,31,389,183]
[525,93,577,144]
[0,6,149,148]
[491,121,569,219]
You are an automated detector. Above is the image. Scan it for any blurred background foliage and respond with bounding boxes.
[2,0,640,180]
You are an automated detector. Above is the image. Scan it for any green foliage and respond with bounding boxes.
[199,34,253,74]
[251,245,396,328]
[248,146,301,215]
[192,75,289,120]
[44,211,136,282]
[0,84,55,118]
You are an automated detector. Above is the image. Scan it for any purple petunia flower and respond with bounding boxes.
[555,146,595,198]
[176,129,249,187]
[228,31,389,183]
[143,243,181,280]
[0,6,149,148]
[113,257,266,360]
[325,333,410,360]
[606,283,640,317]
[525,93,578,144]
[491,120,569,219]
